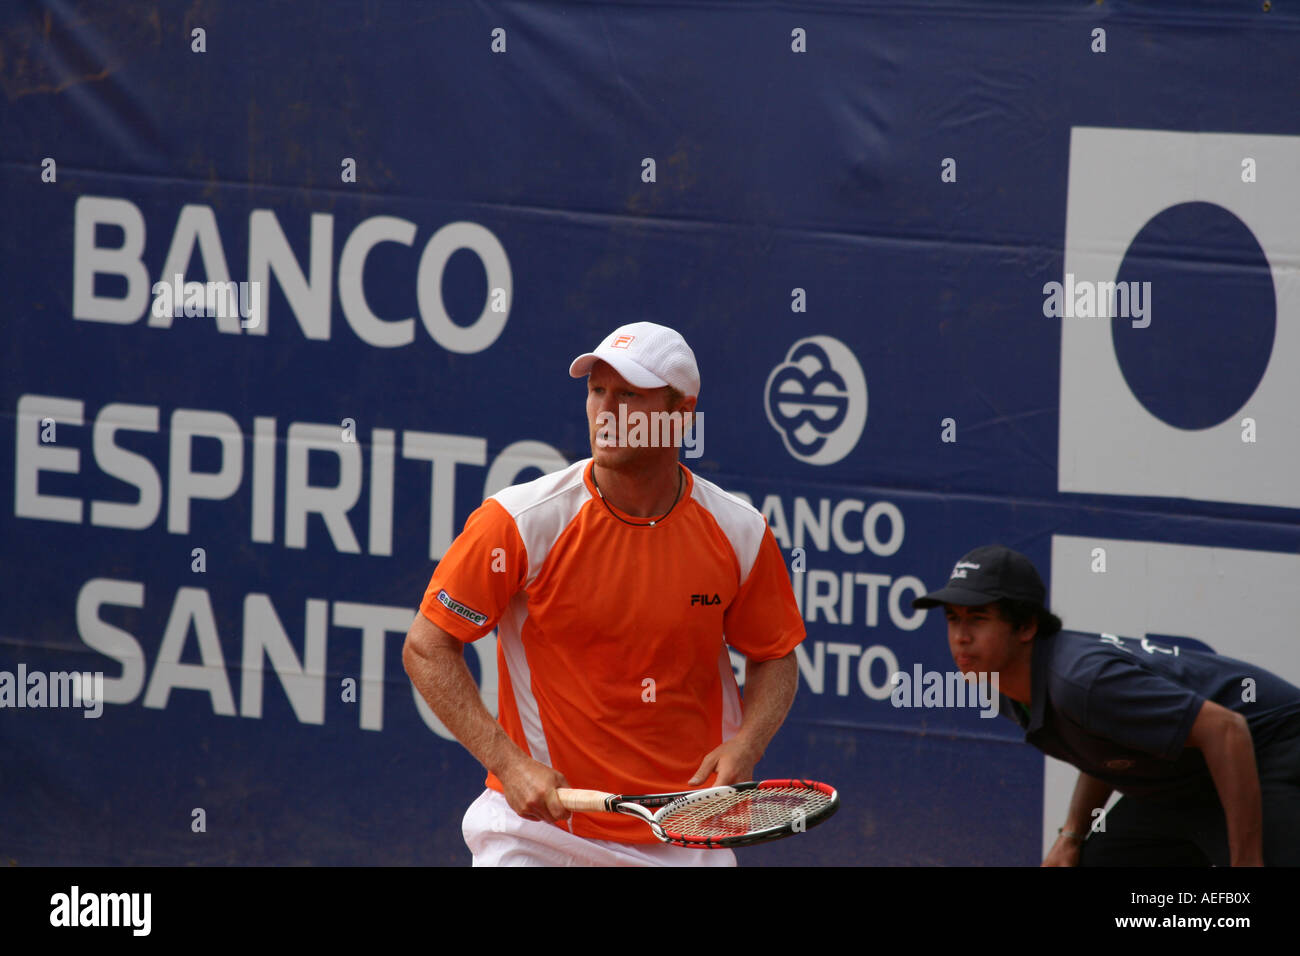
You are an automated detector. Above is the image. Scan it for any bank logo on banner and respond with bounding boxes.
[1049,127,1300,857]
[1058,127,1300,508]
[764,336,867,465]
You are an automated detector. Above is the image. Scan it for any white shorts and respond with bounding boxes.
[462,788,738,867]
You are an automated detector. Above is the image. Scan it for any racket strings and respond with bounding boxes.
[659,786,834,838]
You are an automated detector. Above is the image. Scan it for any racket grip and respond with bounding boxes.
[555,788,615,813]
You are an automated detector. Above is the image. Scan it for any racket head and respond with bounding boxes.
[649,779,839,849]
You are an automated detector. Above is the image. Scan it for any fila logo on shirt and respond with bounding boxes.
[690,593,721,607]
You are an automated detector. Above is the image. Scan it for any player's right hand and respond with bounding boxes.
[1041,834,1083,867]
[498,754,571,823]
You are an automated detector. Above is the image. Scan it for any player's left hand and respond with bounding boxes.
[689,736,764,787]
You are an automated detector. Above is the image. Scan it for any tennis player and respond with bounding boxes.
[403,322,805,866]
[914,545,1300,866]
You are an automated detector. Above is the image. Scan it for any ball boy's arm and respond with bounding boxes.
[1186,699,1263,867]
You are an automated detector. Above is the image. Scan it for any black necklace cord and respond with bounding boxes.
[590,465,683,527]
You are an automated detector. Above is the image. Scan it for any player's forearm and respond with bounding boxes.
[1197,712,1263,866]
[733,651,798,756]
[1063,771,1113,835]
[402,635,525,780]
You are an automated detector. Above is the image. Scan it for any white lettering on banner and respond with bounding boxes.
[74,574,915,728]
[74,577,497,735]
[72,197,150,324]
[756,493,905,557]
[13,393,567,561]
[794,640,899,701]
[240,596,329,723]
[725,489,928,635]
[14,395,83,523]
[25,387,929,727]
[89,403,162,529]
[284,423,364,553]
[72,196,512,352]
[167,410,243,534]
[140,587,236,714]
[786,560,928,631]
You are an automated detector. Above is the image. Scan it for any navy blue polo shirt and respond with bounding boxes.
[1000,630,1300,799]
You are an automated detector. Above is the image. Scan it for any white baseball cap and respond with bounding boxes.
[568,322,700,398]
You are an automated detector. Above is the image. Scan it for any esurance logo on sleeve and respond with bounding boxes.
[437,590,488,626]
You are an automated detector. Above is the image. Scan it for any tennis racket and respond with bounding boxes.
[555,778,839,848]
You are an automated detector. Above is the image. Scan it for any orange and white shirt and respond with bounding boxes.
[419,458,805,843]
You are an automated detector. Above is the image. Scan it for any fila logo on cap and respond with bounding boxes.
[568,322,701,397]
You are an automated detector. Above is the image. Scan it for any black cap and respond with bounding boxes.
[911,545,1046,610]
